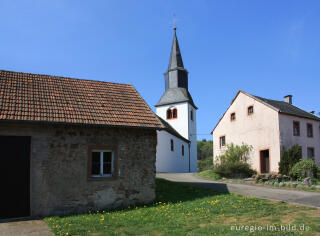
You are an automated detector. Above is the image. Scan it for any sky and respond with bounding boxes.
[1,0,320,140]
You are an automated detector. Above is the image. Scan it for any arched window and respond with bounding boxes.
[170,139,174,151]
[167,109,172,119]
[172,108,177,119]
[182,145,184,156]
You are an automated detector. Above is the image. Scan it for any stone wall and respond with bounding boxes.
[0,122,157,217]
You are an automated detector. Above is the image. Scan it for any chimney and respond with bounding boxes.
[284,95,292,104]
[310,111,315,114]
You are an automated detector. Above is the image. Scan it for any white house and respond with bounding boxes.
[212,90,320,174]
[155,28,198,173]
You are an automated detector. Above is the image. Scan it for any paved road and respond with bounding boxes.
[157,173,320,208]
[0,219,53,236]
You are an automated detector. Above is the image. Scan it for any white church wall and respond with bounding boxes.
[156,102,189,139]
[156,130,190,173]
[188,103,197,172]
[156,102,198,173]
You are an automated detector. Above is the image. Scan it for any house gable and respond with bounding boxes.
[211,90,279,134]
[212,90,281,173]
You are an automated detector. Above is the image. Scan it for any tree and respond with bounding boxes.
[197,140,213,160]
[278,145,302,175]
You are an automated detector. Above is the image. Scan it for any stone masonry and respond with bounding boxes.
[0,122,157,217]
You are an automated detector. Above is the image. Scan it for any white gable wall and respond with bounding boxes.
[156,130,190,172]
[212,92,281,173]
[279,114,320,165]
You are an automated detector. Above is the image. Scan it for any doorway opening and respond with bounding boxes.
[260,149,270,174]
[0,136,31,219]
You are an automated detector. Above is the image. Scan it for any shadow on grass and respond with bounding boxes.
[77,178,230,216]
[2,178,230,222]
[84,178,230,215]
[154,178,229,203]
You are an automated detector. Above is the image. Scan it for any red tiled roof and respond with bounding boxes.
[0,70,162,129]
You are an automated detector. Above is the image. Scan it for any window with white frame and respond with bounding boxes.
[219,136,226,148]
[91,150,114,177]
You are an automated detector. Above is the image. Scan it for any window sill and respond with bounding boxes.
[88,175,117,181]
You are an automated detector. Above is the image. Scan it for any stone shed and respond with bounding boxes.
[0,70,162,219]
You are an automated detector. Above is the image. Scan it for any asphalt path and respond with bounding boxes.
[157,173,320,208]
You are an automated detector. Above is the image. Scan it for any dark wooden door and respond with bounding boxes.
[260,150,270,173]
[0,136,31,219]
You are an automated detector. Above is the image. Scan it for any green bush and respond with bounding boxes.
[197,157,213,172]
[213,161,255,178]
[218,143,252,164]
[278,145,302,175]
[289,159,318,180]
[214,143,255,178]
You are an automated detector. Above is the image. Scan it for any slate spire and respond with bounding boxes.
[156,28,197,109]
[168,27,184,70]
[164,28,189,91]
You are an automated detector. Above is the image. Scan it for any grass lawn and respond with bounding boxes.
[45,179,320,235]
[198,169,222,180]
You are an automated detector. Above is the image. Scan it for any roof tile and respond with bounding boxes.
[0,70,162,129]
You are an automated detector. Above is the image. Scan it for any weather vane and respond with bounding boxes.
[171,13,179,30]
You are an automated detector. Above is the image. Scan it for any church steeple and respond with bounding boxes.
[156,28,197,109]
[164,28,189,91]
[168,27,184,70]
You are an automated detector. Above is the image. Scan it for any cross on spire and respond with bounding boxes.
[171,14,179,29]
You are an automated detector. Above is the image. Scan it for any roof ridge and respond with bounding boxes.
[0,69,130,87]
[249,93,320,121]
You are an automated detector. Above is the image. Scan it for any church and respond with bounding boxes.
[155,28,198,173]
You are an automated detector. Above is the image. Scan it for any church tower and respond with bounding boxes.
[155,28,197,172]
